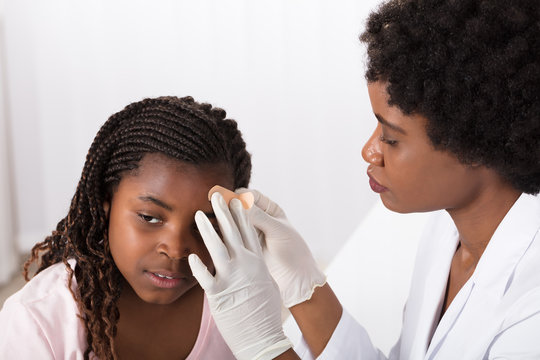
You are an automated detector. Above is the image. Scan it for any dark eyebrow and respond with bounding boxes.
[137,195,217,218]
[138,196,173,211]
[375,114,407,135]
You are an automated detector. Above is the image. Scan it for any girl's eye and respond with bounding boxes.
[138,214,162,224]
[379,135,397,146]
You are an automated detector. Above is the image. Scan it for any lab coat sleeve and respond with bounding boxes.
[0,296,54,359]
[487,311,540,359]
[294,308,389,359]
[487,286,540,359]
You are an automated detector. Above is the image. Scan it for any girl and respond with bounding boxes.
[0,96,251,359]
[186,0,540,359]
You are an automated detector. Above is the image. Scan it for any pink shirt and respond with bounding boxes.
[0,260,234,359]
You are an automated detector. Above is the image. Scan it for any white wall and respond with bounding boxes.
[3,0,384,267]
[0,0,17,285]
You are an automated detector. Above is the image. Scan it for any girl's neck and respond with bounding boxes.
[115,283,204,359]
[120,280,203,314]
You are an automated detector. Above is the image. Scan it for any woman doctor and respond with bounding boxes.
[188,0,540,358]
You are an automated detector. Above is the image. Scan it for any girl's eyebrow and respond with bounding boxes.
[375,113,407,134]
[138,195,173,211]
[138,195,216,218]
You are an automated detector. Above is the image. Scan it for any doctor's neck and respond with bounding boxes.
[445,170,521,265]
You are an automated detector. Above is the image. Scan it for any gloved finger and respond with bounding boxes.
[188,253,215,292]
[210,192,243,256]
[229,198,262,256]
[247,203,287,237]
[195,210,230,269]
[235,190,265,246]
[242,188,286,218]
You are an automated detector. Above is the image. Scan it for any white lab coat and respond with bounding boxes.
[295,193,540,359]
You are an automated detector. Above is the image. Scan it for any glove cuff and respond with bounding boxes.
[253,339,294,360]
[283,273,327,308]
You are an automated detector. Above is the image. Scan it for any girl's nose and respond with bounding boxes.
[157,229,194,260]
[361,124,384,166]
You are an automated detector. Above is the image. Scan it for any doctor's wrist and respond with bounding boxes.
[289,283,343,358]
[273,348,301,360]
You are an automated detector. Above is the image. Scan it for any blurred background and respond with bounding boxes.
[0,0,427,355]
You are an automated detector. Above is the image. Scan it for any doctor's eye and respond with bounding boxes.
[379,135,397,146]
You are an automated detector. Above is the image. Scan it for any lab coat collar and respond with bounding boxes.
[469,193,540,295]
[426,193,540,358]
[407,214,459,359]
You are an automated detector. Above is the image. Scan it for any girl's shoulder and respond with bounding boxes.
[9,260,77,306]
[0,260,87,357]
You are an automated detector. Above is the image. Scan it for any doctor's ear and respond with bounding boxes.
[466,160,483,169]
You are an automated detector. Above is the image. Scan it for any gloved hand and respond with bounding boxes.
[238,188,327,308]
[188,192,292,360]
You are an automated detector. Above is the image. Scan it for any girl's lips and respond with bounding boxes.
[144,270,185,289]
[368,175,388,193]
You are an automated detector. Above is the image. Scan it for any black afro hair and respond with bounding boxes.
[360,0,540,194]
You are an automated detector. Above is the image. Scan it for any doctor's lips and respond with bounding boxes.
[367,174,388,193]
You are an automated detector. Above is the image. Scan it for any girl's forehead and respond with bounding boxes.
[139,153,222,171]
[129,153,234,186]
[140,152,191,169]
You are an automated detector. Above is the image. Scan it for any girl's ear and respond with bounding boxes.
[103,201,110,218]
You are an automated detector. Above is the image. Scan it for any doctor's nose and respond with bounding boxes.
[362,125,384,167]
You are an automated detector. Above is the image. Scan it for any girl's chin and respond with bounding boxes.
[140,290,190,305]
[134,281,199,305]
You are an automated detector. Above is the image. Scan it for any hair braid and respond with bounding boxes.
[23,95,252,359]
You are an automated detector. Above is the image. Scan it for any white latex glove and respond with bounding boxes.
[188,192,293,360]
[238,188,327,308]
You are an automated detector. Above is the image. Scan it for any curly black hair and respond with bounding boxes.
[23,96,252,359]
[360,0,540,194]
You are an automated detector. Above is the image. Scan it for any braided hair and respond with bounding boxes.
[23,96,252,359]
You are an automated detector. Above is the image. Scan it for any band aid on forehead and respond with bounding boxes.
[208,185,254,209]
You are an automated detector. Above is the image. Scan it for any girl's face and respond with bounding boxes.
[106,153,234,305]
[362,81,485,213]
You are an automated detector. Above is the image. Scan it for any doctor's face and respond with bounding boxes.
[362,81,484,214]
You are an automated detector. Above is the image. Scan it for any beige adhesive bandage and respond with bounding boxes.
[208,185,254,210]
